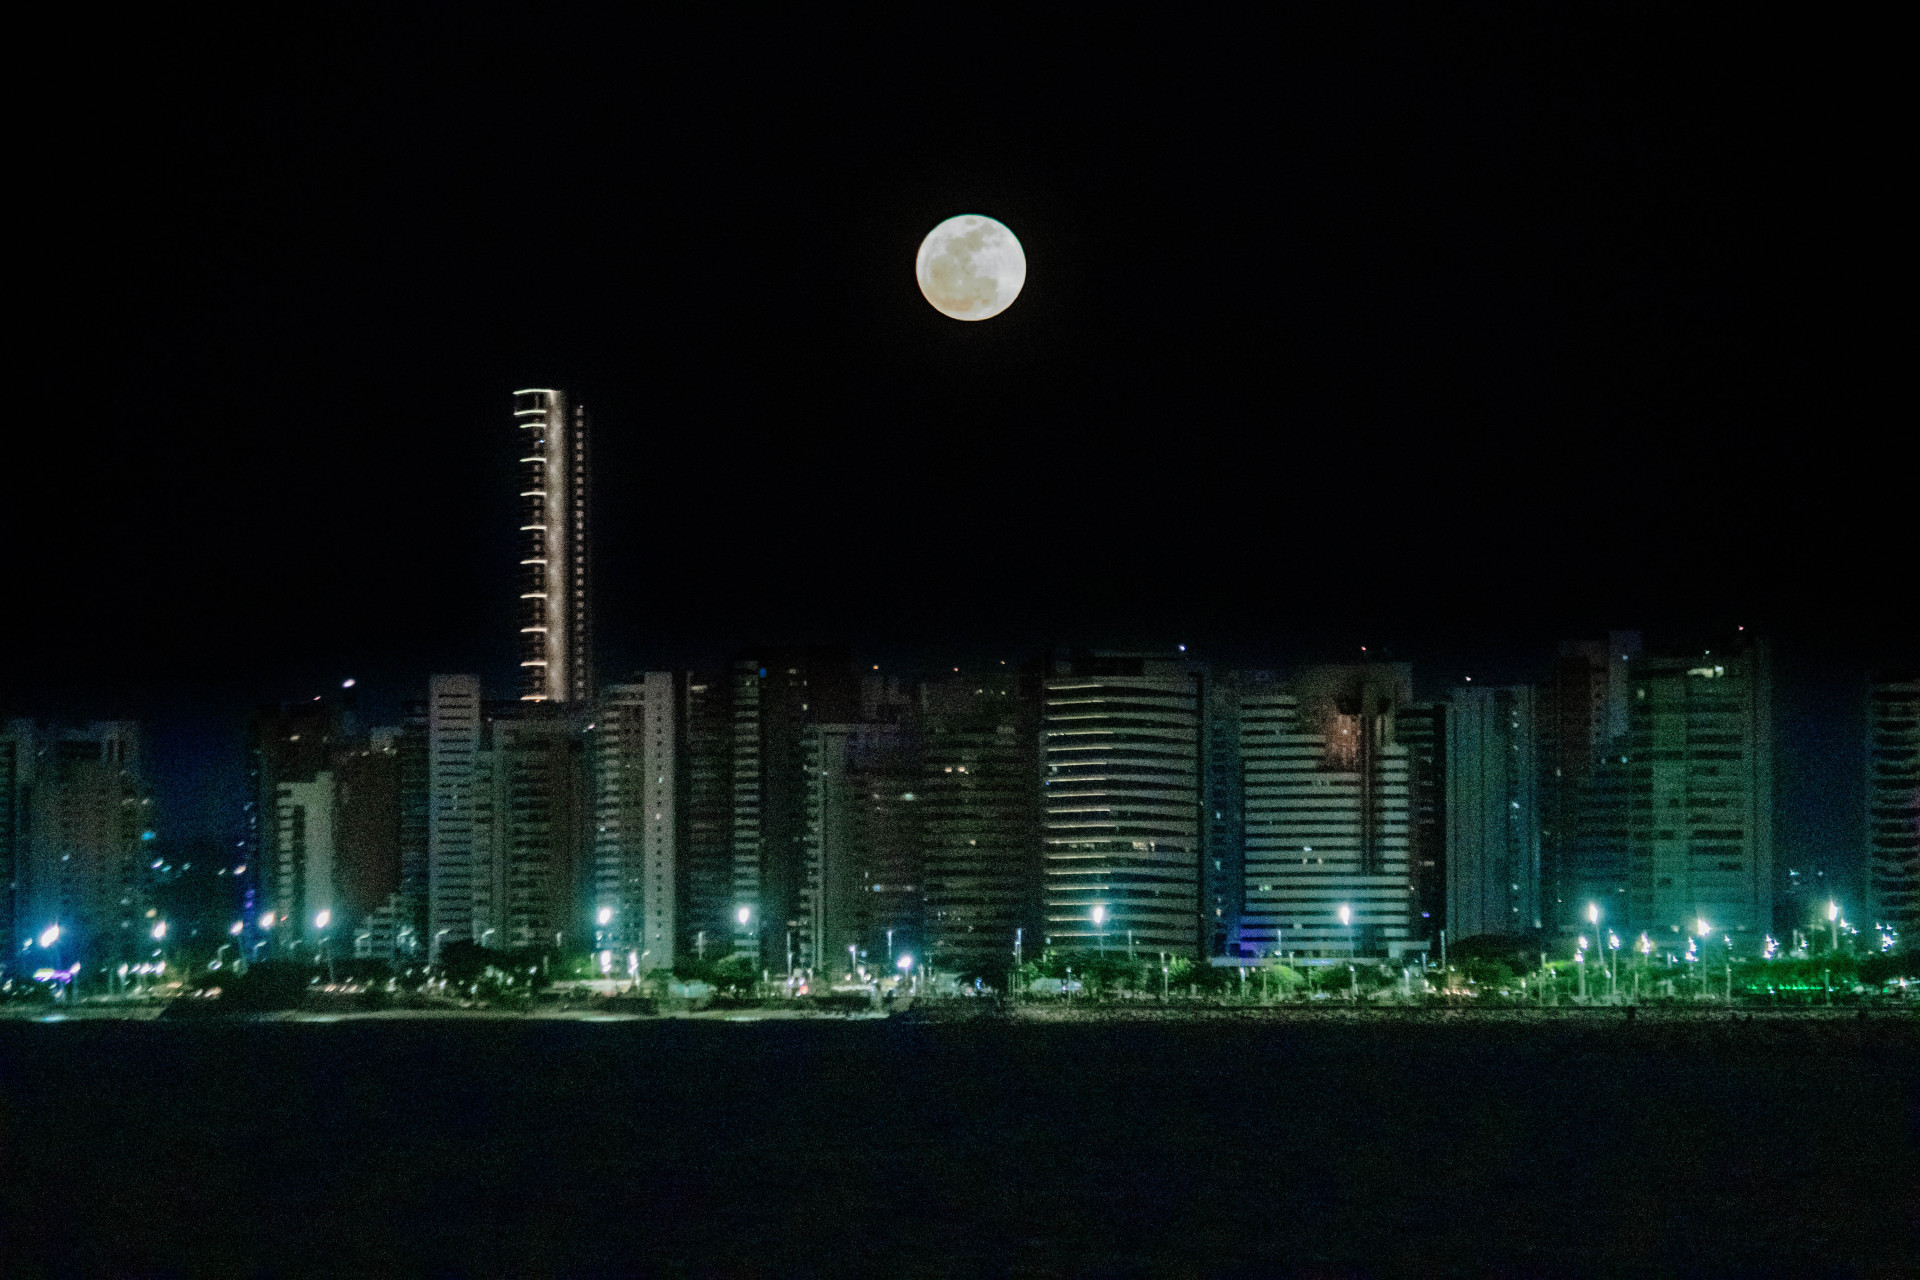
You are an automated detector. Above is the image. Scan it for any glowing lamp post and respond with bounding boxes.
[1091,904,1108,955]
[1576,936,1588,1001]
[1826,900,1840,954]
[1338,905,1356,1001]
[315,911,335,983]
[896,952,913,995]
[1607,932,1620,1003]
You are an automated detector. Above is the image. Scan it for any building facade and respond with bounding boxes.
[426,675,483,957]
[3,721,152,969]
[1443,685,1540,939]
[591,674,678,972]
[1042,653,1202,958]
[512,388,592,705]
[1623,636,1773,941]
[1538,631,1641,934]
[803,721,922,981]
[1864,671,1920,938]
[273,772,336,954]
[1201,668,1256,956]
[919,672,1042,980]
[1397,700,1447,942]
[1240,665,1417,960]
[679,672,734,964]
[726,650,859,962]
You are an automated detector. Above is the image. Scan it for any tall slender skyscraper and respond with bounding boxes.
[511,389,592,705]
[1444,685,1540,939]
[920,671,1042,979]
[1539,631,1641,933]
[426,675,482,958]
[1863,671,1919,938]
[591,674,679,971]
[726,649,859,961]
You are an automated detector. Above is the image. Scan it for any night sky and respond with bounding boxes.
[11,13,1907,887]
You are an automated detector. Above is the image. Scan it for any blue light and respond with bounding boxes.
[140,831,156,841]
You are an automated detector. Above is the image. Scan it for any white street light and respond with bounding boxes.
[38,925,60,948]
[153,922,167,940]
[737,906,751,925]
[315,910,331,930]
[260,911,276,930]
[229,921,244,936]
[897,953,913,971]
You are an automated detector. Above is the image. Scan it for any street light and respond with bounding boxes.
[1826,899,1840,953]
[597,906,613,927]
[38,925,60,949]
[1091,904,1108,955]
[314,910,330,930]
[152,921,167,940]
[1607,932,1620,1002]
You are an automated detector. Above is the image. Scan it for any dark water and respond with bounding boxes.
[2,1015,1915,1277]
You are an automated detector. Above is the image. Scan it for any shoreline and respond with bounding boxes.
[3,999,1910,1026]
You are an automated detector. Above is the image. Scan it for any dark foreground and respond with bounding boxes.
[2,1015,1915,1277]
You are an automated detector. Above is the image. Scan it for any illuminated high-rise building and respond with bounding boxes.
[1444,685,1540,939]
[1863,671,1919,938]
[591,674,679,971]
[511,389,592,705]
[1042,652,1202,958]
[1240,665,1418,960]
[920,671,1042,979]
[726,649,860,962]
[1395,700,1447,941]
[803,720,922,980]
[2,720,152,967]
[426,674,483,957]
[1623,635,1773,940]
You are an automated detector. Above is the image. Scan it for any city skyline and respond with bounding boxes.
[5,13,1911,1279]
[6,10,1910,944]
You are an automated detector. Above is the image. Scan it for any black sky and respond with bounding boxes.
[10,11,1909,876]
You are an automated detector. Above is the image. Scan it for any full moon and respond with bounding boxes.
[916,214,1026,321]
